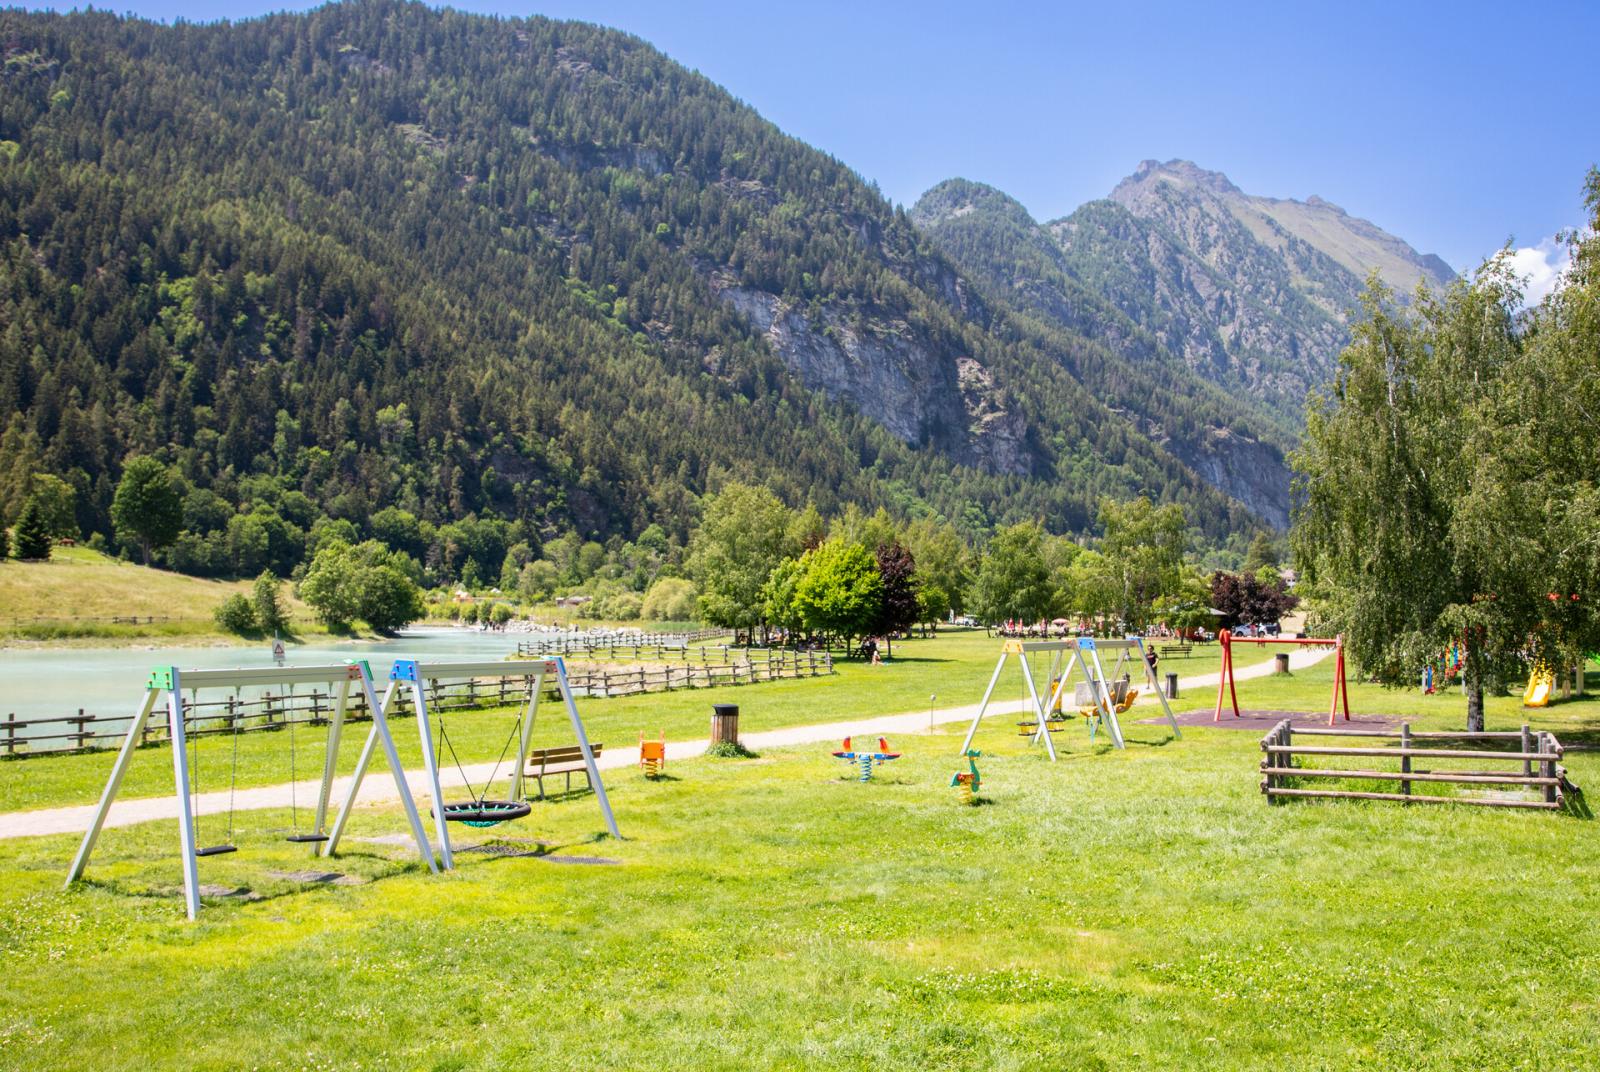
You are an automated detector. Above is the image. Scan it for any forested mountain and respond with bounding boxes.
[0,0,1276,583]
[910,179,1297,527]
[914,160,1455,446]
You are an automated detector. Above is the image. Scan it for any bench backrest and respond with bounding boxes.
[527,744,603,770]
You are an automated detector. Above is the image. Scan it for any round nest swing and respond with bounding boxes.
[435,800,533,828]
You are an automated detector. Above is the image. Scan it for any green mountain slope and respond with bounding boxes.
[911,163,1455,524]
[0,1,1262,568]
[911,179,1298,527]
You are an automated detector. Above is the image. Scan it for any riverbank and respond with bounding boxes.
[0,547,384,649]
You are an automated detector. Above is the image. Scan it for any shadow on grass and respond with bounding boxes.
[1562,784,1592,820]
[1550,726,1600,751]
[528,785,598,804]
[73,855,430,908]
[1122,734,1180,749]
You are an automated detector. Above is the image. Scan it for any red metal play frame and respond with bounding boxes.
[1213,630,1351,725]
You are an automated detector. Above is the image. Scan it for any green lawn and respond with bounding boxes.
[0,630,1260,814]
[3,638,1596,1070]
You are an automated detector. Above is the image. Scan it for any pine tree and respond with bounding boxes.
[12,496,53,560]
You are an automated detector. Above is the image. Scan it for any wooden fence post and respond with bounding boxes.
[3,713,17,757]
[1542,732,1558,807]
[1520,725,1533,780]
[1400,723,1412,799]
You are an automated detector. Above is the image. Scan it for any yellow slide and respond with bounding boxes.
[1523,665,1554,707]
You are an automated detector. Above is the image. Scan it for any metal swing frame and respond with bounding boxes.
[959,636,1182,756]
[65,661,436,921]
[323,657,618,872]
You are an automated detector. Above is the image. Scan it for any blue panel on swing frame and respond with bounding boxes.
[1078,638,1098,652]
[390,658,556,683]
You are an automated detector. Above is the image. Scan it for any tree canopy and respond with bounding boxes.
[1293,173,1600,729]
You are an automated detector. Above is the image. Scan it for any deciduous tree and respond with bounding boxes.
[688,483,795,636]
[1293,265,1529,731]
[969,522,1054,625]
[794,538,882,651]
[870,541,920,656]
[111,456,182,566]
[1209,571,1298,631]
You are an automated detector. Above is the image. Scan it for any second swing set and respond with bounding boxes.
[960,636,1183,759]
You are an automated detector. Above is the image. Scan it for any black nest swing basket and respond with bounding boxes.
[436,799,533,827]
[430,705,534,829]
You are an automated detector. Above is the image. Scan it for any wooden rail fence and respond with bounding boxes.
[1260,720,1572,811]
[1,649,832,758]
[560,649,832,698]
[3,614,209,626]
[515,628,733,659]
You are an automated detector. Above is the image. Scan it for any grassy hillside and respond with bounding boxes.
[0,545,312,643]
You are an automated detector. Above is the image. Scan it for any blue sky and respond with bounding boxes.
[18,1,1599,279]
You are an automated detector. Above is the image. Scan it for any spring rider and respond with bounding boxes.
[951,749,982,805]
[832,736,901,782]
[639,730,667,778]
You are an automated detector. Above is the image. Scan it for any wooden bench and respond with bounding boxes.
[1159,643,1194,658]
[525,743,603,799]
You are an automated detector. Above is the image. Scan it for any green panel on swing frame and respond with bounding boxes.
[147,665,372,690]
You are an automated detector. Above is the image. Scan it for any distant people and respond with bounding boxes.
[1145,646,1159,677]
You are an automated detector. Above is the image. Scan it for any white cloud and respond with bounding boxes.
[1504,237,1572,307]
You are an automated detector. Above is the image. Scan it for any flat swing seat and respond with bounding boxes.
[284,833,330,844]
[194,844,237,858]
[434,800,532,826]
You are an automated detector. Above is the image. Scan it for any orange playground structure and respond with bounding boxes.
[1213,630,1351,726]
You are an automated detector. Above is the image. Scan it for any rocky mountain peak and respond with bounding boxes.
[1110,160,1455,293]
[1120,158,1244,199]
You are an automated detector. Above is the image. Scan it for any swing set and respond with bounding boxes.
[65,661,435,921]
[1211,630,1350,725]
[959,636,1182,757]
[322,657,618,872]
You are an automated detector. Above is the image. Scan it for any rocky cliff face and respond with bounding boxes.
[714,281,1030,476]
[1049,198,1349,420]
[1167,427,1292,530]
[1110,160,1454,297]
